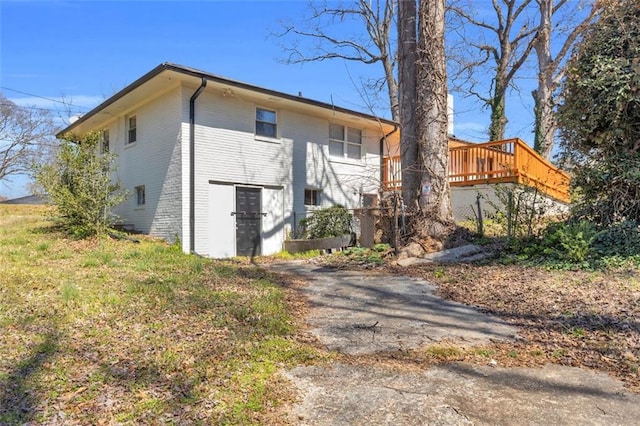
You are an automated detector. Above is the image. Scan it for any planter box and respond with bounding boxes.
[284,234,354,254]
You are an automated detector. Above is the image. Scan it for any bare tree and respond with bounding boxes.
[0,94,56,184]
[532,0,599,160]
[276,0,399,121]
[448,0,538,141]
[398,0,454,241]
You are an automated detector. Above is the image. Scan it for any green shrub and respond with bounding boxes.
[298,205,352,239]
[503,217,640,269]
[340,246,384,265]
[520,220,596,263]
[34,131,128,237]
[373,243,391,252]
[557,221,597,262]
[592,220,640,257]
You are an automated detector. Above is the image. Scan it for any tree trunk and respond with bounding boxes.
[488,84,507,141]
[533,69,556,160]
[489,45,511,141]
[532,0,555,159]
[384,56,400,122]
[415,0,454,239]
[397,0,420,210]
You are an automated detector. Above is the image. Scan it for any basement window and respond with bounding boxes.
[135,185,145,205]
[304,189,320,206]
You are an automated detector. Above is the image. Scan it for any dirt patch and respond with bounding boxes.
[397,262,640,390]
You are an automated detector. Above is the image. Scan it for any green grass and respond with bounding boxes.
[0,204,321,425]
[423,345,464,360]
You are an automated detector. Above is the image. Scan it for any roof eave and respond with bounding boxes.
[57,62,398,138]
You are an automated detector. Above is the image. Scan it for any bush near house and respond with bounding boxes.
[297,205,352,239]
[33,132,128,238]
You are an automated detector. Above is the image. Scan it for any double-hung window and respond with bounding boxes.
[304,189,320,206]
[329,123,362,159]
[100,129,110,153]
[256,107,277,138]
[127,115,137,144]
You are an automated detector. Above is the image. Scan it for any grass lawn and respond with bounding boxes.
[0,205,321,425]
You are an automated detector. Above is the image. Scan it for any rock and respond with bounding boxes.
[422,244,483,262]
[398,242,426,260]
[397,244,489,267]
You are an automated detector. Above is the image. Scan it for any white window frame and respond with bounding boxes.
[135,185,145,206]
[100,129,110,154]
[304,188,321,206]
[255,107,277,139]
[329,123,362,160]
[126,115,137,145]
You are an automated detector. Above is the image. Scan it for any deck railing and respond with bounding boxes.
[383,138,570,203]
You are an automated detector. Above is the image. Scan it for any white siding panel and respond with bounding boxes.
[284,111,382,225]
[262,187,284,255]
[450,184,569,223]
[110,87,183,242]
[208,183,235,257]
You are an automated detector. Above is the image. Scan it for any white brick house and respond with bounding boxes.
[59,63,398,257]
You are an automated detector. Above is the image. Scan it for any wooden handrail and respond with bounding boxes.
[383,138,570,203]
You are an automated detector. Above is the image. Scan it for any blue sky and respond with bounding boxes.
[0,0,539,198]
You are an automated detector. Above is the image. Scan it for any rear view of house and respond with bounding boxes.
[58,63,398,257]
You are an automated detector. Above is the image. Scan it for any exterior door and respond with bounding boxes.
[235,187,262,257]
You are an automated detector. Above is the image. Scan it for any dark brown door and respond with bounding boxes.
[235,187,261,257]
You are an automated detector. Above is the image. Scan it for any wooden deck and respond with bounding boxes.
[382,138,570,203]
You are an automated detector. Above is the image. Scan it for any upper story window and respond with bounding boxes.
[329,123,362,160]
[127,115,137,144]
[100,129,110,154]
[256,107,277,138]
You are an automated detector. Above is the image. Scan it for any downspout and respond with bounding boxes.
[379,124,399,188]
[189,77,207,254]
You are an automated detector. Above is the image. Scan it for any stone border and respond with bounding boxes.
[284,234,353,253]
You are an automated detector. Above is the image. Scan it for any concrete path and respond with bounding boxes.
[284,363,640,425]
[269,261,518,355]
[268,261,640,425]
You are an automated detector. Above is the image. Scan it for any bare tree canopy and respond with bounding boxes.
[275,0,399,120]
[532,0,599,160]
[448,0,538,141]
[0,93,56,185]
